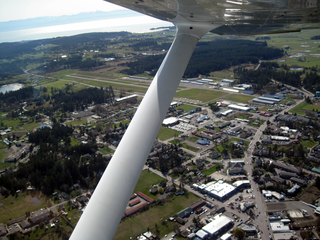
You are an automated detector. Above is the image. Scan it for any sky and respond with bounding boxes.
[0,0,171,42]
[0,0,125,22]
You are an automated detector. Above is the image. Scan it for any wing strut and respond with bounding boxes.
[70,23,217,240]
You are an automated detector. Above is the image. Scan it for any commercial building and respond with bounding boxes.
[115,94,138,102]
[222,79,234,83]
[271,136,289,141]
[199,215,233,238]
[223,88,239,93]
[228,104,250,111]
[252,98,274,105]
[243,90,254,95]
[197,180,236,200]
[162,117,179,126]
[259,96,281,102]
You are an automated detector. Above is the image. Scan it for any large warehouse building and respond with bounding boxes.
[228,104,250,112]
[196,215,233,239]
[252,98,274,105]
[197,180,236,200]
[162,117,179,126]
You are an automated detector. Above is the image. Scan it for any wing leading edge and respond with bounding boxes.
[104,0,320,35]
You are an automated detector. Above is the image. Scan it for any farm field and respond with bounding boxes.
[0,191,50,223]
[174,89,227,102]
[220,94,255,103]
[289,101,320,115]
[157,126,181,141]
[176,104,198,112]
[114,193,199,240]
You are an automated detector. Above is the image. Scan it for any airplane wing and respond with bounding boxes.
[70,1,320,240]
[103,0,320,35]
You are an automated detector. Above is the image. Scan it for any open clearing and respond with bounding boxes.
[289,101,320,115]
[114,193,199,240]
[175,89,227,102]
[266,202,287,211]
[0,191,49,223]
[157,126,182,141]
[298,185,320,204]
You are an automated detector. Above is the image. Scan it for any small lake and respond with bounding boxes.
[0,83,24,94]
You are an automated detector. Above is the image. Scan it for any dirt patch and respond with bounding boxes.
[266,202,287,211]
[298,185,320,204]
[287,210,304,218]
[30,197,42,205]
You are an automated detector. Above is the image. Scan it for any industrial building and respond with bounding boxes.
[222,79,234,83]
[195,215,233,239]
[243,90,254,95]
[252,98,274,105]
[192,82,204,85]
[197,114,210,123]
[196,180,236,200]
[228,104,250,112]
[258,96,281,102]
[162,117,179,126]
[115,94,138,102]
[271,136,289,141]
[264,94,286,99]
[223,88,239,93]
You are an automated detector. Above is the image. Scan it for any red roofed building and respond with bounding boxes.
[137,192,155,203]
[129,199,141,207]
[125,202,148,217]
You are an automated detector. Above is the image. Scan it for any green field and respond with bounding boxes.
[114,193,199,240]
[157,126,181,141]
[0,192,49,223]
[133,169,164,197]
[65,118,88,126]
[300,139,318,148]
[203,163,221,176]
[176,104,197,112]
[62,76,148,93]
[181,143,199,152]
[174,89,227,102]
[100,147,114,154]
[221,94,254,103]
[289,101,320,115]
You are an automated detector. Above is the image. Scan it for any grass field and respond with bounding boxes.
[0,191,50,223]
[35,79,87,93]
[157,126,182,141]
[100,147,114,154]
[289,101,320,115]
[176,104,197,112]
[203,163,220,176]
[134,170,165,197]
[65,118,88,126]
[62,76,148,93]
[220,94,254,103]
[181,143,199,152]
[114,193,199,240]
[300,139,318,148]
[174,89,227,102]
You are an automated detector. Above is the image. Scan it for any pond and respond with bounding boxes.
[0,83,24,94]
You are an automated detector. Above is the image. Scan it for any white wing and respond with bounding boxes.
[70,1,320,239]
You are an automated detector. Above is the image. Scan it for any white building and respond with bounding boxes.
[198,180,236,200]
[202,215,233,237]
[162,117,179,126]
[228,104,250,112]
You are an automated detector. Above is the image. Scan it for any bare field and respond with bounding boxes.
[298,185,320,204]
[266,202,287,211]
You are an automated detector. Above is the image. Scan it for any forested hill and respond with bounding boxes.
[0,32,132,60]
[121,39,284,78]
